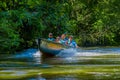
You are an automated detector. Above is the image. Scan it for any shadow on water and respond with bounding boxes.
[0,47,120,80]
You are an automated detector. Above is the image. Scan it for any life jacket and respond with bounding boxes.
[68,39,77,48]
[60,39,66,44]
[48,38,54,41]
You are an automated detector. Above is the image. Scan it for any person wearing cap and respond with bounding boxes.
[68,35,78,48]
[47,33,55,41]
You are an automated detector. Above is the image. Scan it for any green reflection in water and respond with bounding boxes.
[0,47,120,80]
[0,65,120,80]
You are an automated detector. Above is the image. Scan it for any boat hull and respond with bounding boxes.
[37,38,68,56]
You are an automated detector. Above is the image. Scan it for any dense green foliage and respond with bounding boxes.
[0,0,120,53]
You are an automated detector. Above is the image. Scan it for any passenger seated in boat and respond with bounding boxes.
[47,33,55,41]
[68,35,78,48]
[55,36,61,43]
[59,33,68,45]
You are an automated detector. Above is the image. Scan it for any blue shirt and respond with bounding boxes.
[68,40,77,48]
[59,38,68,45]
[48,38,54,41]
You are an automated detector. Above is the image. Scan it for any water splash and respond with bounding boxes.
[56,47,120,57]
[14,48,38,58]
[33,50,41,57]
[75,47,120,57]
[56,48,78,57]
[56,48,105,57]
[11,48,42,64]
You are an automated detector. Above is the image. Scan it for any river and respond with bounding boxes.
[0,47,120,80]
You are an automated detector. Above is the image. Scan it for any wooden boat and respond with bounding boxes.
[36,38,68,56]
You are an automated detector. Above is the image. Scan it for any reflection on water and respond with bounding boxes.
[33,51,41,64]
[0,47,120,80]
[32,75,78,80]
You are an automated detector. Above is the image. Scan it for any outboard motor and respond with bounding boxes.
[35,38,41,50]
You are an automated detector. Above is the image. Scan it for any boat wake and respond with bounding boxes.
[56,47,120,57]
[14,48,39,58]
[7,47,120,65]
[56,48,78,57]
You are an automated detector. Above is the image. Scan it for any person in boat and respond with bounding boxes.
[55,36,61,43]
[47,33,55,41]
[59,33,68,45]
[68,35,78,48]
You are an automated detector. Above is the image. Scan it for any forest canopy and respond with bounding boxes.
[0,0,120,53]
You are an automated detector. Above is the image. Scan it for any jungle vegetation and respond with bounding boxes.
[0,0,120,53]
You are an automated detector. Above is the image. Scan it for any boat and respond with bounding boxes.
[36,38,68,56]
